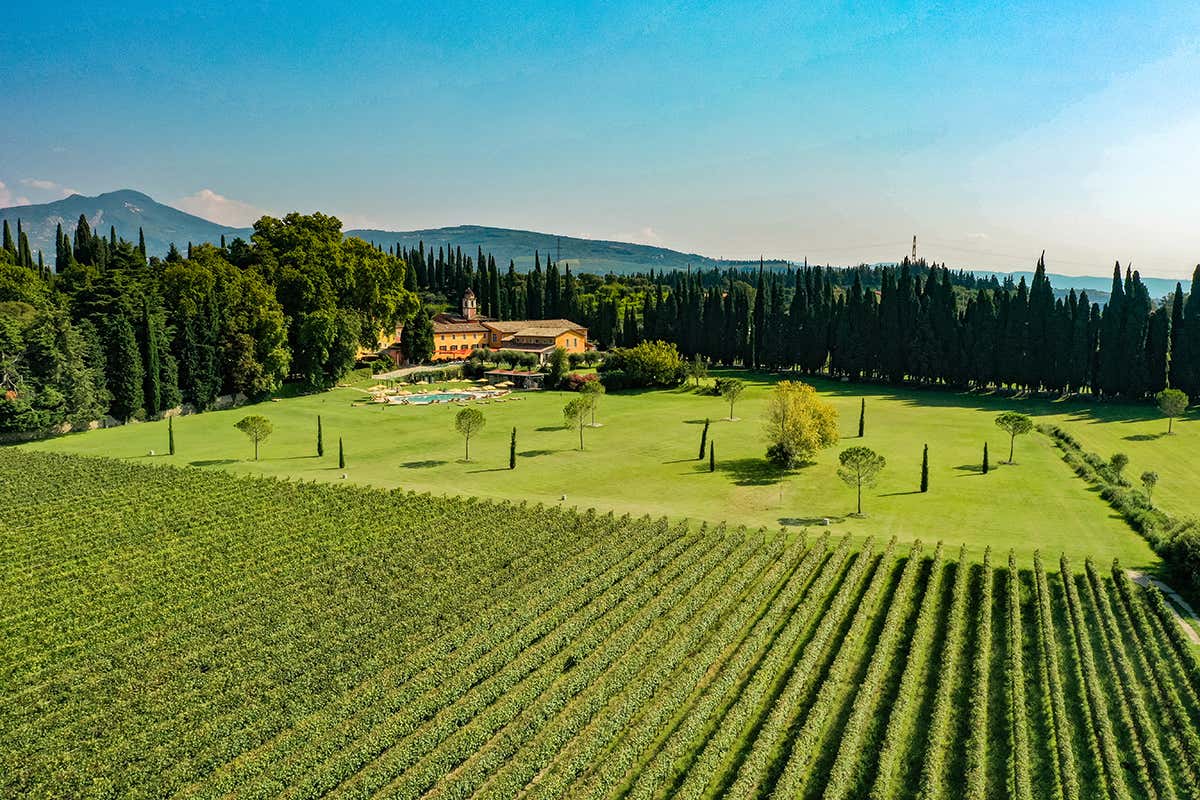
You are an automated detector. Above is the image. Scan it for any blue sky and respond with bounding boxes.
[2,1,1198,276]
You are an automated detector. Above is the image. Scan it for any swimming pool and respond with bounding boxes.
[395,392,478,405]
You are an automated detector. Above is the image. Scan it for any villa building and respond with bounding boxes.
[429,289,588,362]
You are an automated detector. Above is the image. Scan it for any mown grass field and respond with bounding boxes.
[22,371,1163,570]
[3,450,1199,799]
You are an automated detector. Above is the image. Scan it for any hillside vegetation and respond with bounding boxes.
[2,450,1197,798]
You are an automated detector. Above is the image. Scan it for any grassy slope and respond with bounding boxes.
[20,372,1159,572]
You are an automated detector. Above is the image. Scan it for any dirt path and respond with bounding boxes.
[1127,570,1200,645]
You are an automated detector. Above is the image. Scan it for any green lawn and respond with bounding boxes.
[20,372,1163,572]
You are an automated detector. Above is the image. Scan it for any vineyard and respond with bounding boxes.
[2,450,1199,799]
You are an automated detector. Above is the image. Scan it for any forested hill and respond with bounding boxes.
[343,225,783,274]
[1,190,1189,294]
[0,190,251,258]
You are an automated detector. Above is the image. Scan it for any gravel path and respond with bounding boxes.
[1127,570,1200,645]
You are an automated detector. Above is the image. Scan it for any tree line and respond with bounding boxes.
[398,235,1197,403]
[0,212,417,432]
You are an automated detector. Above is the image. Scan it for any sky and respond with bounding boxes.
[2,1,1199,277]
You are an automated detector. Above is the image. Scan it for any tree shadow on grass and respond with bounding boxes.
[466,466,510,473]
[712,457,799,486]
[189,458,238,467]
[535,426,564,432]
[518,449,560,458]
[779,515,847,526]
[400,459,448,468]
[879,490,922,497]
[1124,432,1166,442]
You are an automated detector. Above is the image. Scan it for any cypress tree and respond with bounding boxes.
[920,443,929,492]
[1,220,13,257]
[138,228,147,260]
[317,415,324,457]
[338,437,345,469]
[1169,282,1186,390]
[982,442,990,474]
[858,398,865,437]
[509,427,517,469]
[168,416,175,456]
[140,296,162,417]
[699,418,709,460]
[709,440,715,472]
[105,312,145,422]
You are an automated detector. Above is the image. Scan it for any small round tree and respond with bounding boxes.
[234,415,273,461]
[455,406,485,462]
[1141,470,1158,505]
[1156,388,1188,434]
[994,412,1033,464]
[564,396,591,450]
[580,379,605,426]
[719,377,745,421]
[1109,452,1129,483]
[838,446,887,516]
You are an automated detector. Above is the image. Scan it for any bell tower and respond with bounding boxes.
[462,287,477,320]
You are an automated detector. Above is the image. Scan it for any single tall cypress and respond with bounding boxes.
[338,437,345,469]
[168,416,175,456]
[699,418,709,460]
[982,442,990,474]
[709,440,715,472]
[140,296,162,417]
[920,444,929,492]
[858,398,865,437]
[509,427,517,469]
[317,415,324,457]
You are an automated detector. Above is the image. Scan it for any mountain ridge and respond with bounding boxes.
[0,189,1186,295]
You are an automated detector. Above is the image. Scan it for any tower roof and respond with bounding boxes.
[463,287,476,298]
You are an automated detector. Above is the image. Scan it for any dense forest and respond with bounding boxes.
[401,237,1197,402]
[0,213,416,433]
[3,209,1197,436]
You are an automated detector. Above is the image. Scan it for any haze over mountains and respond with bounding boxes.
[0,189,1185,298]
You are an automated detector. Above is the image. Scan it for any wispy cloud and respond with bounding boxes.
[175,189,267,227]
[617,226,663,246]
[0,181,31,207]
[19,178,78,198]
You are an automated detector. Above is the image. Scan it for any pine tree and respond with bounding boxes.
[709,440,715,472]
[920,443,929,492]
[168,416,175,456]
[699,418,709,460]
[858,398,865,437]
[982,442,989,474]
[338,437,345,469]
[509,427,517,469]
[317,415,324,457]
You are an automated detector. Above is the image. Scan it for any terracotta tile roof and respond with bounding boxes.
[432,321,489,334]
[483,319,586,336]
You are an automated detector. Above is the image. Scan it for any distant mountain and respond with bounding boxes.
[1,190,1187,301]
[0,189,251,258]
[344,224,784,274]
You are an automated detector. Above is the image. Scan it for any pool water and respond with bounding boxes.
[397,392,478,405]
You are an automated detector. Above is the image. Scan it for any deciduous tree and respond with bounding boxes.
[563,396,591,450]
[1156,388,1188,434]
[838,446,886,515]
[234,415,273,461]
[994,412,1033,464]
[455,406,485,461]
[763,380,838,468]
